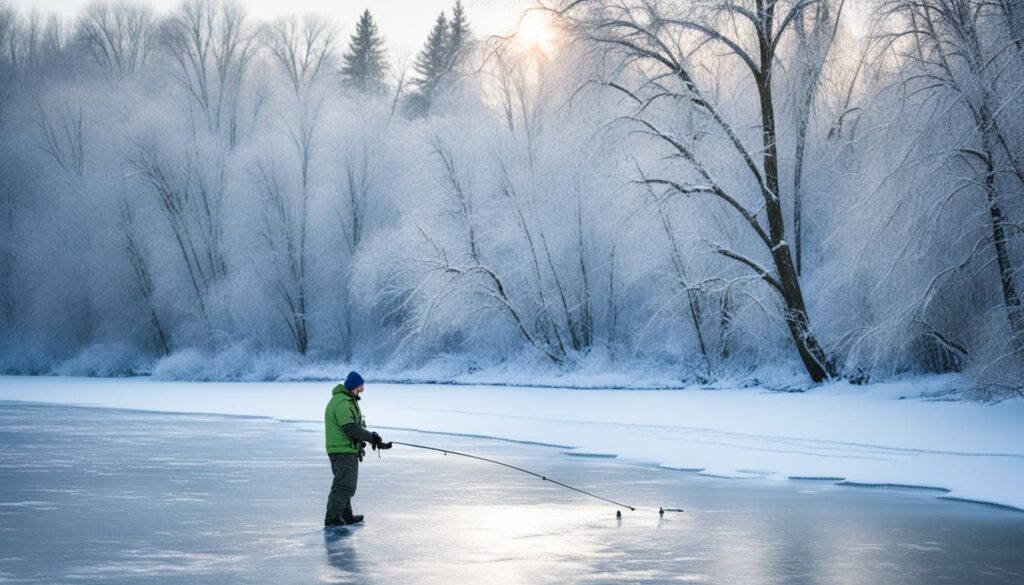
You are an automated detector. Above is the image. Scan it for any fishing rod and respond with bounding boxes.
[383,440,651,512]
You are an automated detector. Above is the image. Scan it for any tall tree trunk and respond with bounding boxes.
[757,4,834,382]
[980,115,1024,351]
[793,112,808,276]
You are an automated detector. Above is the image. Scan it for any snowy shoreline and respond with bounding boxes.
[1,374,1022,512]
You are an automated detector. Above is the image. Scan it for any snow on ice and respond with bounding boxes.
[1,374,1021,511]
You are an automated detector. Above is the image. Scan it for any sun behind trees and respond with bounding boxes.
[0,0,1021,397]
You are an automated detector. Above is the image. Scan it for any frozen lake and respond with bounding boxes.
[0,401,1021,584]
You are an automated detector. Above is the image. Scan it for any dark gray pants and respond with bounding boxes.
[326,453,359,521]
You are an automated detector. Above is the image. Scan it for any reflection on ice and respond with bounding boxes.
[322,529,362,582]
[0,402,1021,585]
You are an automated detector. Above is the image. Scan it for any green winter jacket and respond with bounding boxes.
[324,384,373,454]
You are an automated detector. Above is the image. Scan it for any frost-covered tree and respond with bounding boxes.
[118,189,170,355]
[159,0,257,145]
[852,0,1024,395]
[126,134,228,332]
[0,0,1021,396]
[562,0,837,381]
[446,0,470,72]
[340,9,387,95]
[788,0,845,276]
[407,12,450,117]
[262,13,337,94]
[407,2,473,117]
[75,0,155,80]
[0,2,16,332]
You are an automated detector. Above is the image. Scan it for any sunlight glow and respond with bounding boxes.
[514,9,559,58]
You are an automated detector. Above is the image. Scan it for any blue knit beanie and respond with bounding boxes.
[344,371,365,391]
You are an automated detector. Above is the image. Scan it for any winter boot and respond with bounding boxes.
[341,513,364,525]
[324,515,347,527]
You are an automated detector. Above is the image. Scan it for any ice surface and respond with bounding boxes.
[0,375,1022,511]
[1,402,1022,585]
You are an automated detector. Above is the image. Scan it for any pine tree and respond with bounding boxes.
[407,2,472,117]
[340,9,388,95]
[408,12,450,116]
[446,0,471,73]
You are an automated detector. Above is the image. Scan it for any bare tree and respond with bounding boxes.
[333,135,377,358]
[254,159,308,354]
[501,159,598,357]
[159,0,257,145]
[995,0,1024,62]
[35,101,85,181]
[250,14,336,354]
[639,173,713,374]
[0,9,65,72]
[0,172,11,330]
[119,191,170,354]
[487,38,600,357]
[10,9,41,70]
[388,52,411,120]
[253,94,324,354]
[412,234,568,365]
[41,13,67,62]
[82,17,170,353]
[127,135,227,329]
[881,0,1024,352]
[76,0,155,80]
[485,41,546,166]
[790,0,844,275]
[563,0,836,381]
[382,135,571,365]
[262,13,337,94]
[0,3,15,330]
[0,3,17,76]
[35,98,96,343]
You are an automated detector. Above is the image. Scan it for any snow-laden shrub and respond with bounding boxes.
[150,348,209,381]
[151,343,309,382]
[52,343,147,377]
[278,363,355,382]
[959,312,1024,401]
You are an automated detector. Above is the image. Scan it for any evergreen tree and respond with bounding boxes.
[340,9,388,95]
[446,0,471,72]
[407,2,472,117]
[408,12,450,116]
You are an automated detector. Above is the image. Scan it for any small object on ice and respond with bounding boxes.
[616,510,622,519]
[659,507,664,517]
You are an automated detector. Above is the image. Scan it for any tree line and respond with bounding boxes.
[0,0,1021,397]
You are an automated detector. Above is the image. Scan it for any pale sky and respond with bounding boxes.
[15,0,535,57]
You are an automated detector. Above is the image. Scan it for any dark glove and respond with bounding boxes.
[370,432,392,450]
[370,432,382,447]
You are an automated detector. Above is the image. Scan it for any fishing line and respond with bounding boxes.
[387,440,639,511]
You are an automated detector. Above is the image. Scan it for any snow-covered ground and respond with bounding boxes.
[1,374,1021,511]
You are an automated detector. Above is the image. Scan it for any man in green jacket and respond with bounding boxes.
[324,371,389,527]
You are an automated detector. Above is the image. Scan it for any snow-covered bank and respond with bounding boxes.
[1,375,1021,511]
[20,341,820,391]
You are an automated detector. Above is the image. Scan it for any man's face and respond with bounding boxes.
[351,384,365,398]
